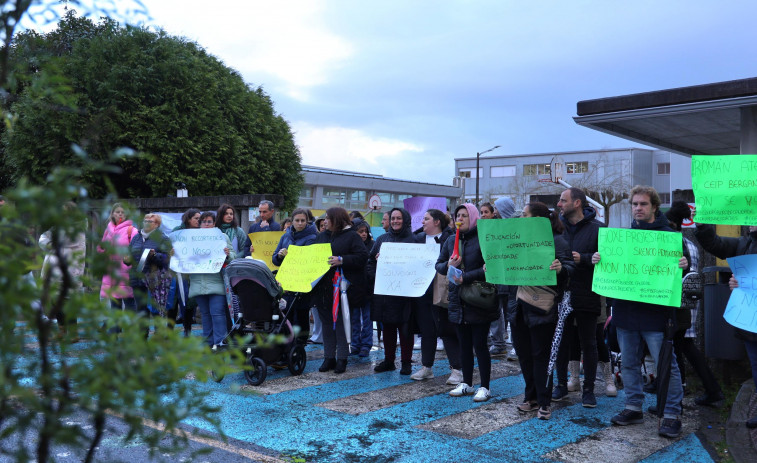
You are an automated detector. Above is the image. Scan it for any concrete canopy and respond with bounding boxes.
[573,77,757,156]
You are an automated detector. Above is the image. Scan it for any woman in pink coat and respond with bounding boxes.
[99,203,136,312]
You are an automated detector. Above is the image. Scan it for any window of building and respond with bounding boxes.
[459,168,483,178]
[490,165,516,177]
[523,164,551,176]
[657,162,670,175]
[322,188,346,207]
[346,189,368,210]
[659,192,671,205]
[298,187,314,207]
[566,161,589,174]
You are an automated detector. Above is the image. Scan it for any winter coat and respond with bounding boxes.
[312,227,369,311]
[98,219,135,298]
[516,233,575,328]
[271,223,318,267]
[219,224,248,259]
[188,234,232,298]
[39,224,87,291]
[414,227,454,300]
[366,208,416,324]
[695,223,757,342]
[611,211,690,332]
[435,225,490,325]
[242,219,281,257]
[560,207,605,314]
[127,229,172,289]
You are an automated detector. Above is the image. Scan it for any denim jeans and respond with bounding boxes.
[351,303,373,352]
[617,327,683,418]
[488,296,508,349]
[196,294,228,346]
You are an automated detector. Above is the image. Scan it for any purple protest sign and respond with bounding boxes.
[403,197,447,232]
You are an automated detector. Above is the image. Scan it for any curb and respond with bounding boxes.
[727,380,757,463]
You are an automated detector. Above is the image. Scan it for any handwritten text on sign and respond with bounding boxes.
[592,228,682,307]
[169,228,228,274]
[374,242,440,297]
[477,217,556,285]
[275,244,332,293]
[724,255,757,333]
[403,197,447,232]
[692,154,757,225]
[249,231,285,270]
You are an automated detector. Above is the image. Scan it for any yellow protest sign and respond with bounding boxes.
[275,244,332,293]
[249,231,285,270]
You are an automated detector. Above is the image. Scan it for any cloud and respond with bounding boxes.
[293,123,424,175]
[141,0,353,100]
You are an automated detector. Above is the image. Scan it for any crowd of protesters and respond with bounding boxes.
[6,181,753,438]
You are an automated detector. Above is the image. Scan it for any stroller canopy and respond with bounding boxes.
[225,259,282,299]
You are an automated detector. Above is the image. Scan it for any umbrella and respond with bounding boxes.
[655,305,677,418]
[340,275,351,345]
[547,290,573,385]
[332,269,341,331]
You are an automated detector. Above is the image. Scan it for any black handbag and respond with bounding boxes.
[459,281,498,312]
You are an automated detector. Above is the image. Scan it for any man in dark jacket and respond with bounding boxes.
[243,200,281,257]
[553,187,605,407]
[695,221,757,427]
[593,186,689,438]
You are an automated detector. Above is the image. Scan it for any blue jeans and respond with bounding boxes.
[351,303,373,352]
[617,327,683,418]
[196,294,228,346]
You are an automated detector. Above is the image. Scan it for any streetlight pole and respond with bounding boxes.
[475,145,501,206]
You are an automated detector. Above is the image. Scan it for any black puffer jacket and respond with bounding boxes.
[366,208,416,324]
[695,223,757,342]
[312,227,368,310]
[612,211,690,332]
[516,233,575,327]
[436,226,489,324]
[560,207,605,314]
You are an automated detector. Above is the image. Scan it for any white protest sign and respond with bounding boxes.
[374,242,440,297]
[169,228,227,274]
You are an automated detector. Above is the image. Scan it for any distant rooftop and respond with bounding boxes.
[454,147,646,162]
[302,165,454,188]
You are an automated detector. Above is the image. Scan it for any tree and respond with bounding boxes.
[0,3,247,462]
[2,11,303,209]
[571,152,635,226]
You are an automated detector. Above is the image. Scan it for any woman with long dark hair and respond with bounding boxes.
[215,204,247,259]
[171,208,200,336]
[351,219,375,357]
[512,202,574,420]
[313,207,368,374]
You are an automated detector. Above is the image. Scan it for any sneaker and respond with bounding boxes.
[410,366,434,381]
[582,391,597,408]
[552,384,569,401]
[436,339,444,351]
[473,387,491,402]
[413,337,422,350]
[694,391,724,406]
[658,418,682,438]
[400,361,412,375]
[449,383,474,397]
[517,401,539,412]
[611,409,644,426]
[446,369,463,385]
[359,348,370,358]
[537,406,551,420]
[489,346,507,357]
[507,348,518,361]
[373,360,396,373]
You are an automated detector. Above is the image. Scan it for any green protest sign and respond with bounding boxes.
[477,217,556,286]
[692,154,757,225]
[592,228,682,307]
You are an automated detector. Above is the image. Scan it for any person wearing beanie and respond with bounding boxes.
[489,197,518,360]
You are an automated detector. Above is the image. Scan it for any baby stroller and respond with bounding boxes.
[221,259,307,386]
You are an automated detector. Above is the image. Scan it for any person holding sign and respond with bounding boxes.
[170,208,201,336]
[436,204,496,402]
[409,209,462,383]
[552,188,606,407]
[189,212,232,347]
[593,186,688,438]
[367,208,417,375]
[313,207,368,374]
[511,202,574,420]
[243,200,281,257]
[272,208,318,342]
[215,204,247,258]
[694,217,757,428]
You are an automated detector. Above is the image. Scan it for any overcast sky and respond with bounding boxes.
[39,1,757,184]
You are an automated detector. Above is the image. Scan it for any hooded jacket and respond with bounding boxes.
[559,206,605,314]
[695,223,757,342]
[611,211,689,332]
[271,222,318,267]
[366,208,416,324]
[98,219,135,298]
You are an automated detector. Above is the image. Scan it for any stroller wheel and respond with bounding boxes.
[210,369,225,383]
[244,356,267,386]
[288,344,307,376]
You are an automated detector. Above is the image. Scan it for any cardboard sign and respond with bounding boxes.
[724,254,757,333]
[477,217,556,285]
[169,228,227,274]
[592,228,683,307]
[275,244,332,293]
[692,154,757,225]
[249,231,285,270]
[373,242,440,297]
